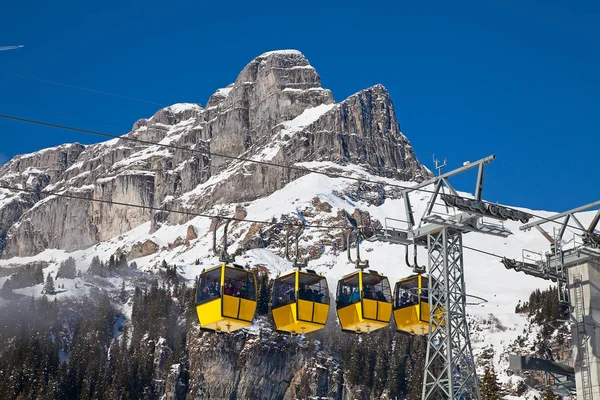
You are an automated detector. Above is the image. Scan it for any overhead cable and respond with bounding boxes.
[0,183,524,263]
[0,113,422,191]
[0,183,342,230]
[0,113,594,234]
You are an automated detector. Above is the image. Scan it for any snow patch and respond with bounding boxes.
[278,104,335,139]
[214,87,233,98]
[259,49,302,57]
[165,103,202,114]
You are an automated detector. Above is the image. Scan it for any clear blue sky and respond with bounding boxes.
[0,0,598,212]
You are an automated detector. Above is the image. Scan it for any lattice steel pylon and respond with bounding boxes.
[423,229,479,400]
[371,154,532,400]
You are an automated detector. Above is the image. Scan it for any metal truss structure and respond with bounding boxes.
[509,355,576,396]
[423,229,479,399]
[503,200,600,308]
[371,154,532,400]
[502,200,600,399]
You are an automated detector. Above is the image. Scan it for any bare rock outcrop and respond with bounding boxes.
[130,239,160,259]
[0,50,429,258]
[186,324,343,400]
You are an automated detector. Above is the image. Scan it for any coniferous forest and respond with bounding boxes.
[0,263,428,400]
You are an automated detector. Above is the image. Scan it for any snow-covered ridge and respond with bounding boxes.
[259,49,303,57]
[164,103,203,114]
[2,142,85,164]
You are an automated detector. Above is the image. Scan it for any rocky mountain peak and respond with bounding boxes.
[240,49,324,91]
[203,50,334,164]
[0,50,430,258]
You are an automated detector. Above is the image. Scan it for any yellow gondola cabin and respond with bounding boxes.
[271,269,329,334]
[195,264,257,333]
[393,274,445,335]
[336,270,392,333]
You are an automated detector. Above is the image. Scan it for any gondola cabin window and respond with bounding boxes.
[394,276,419,309]
[298,273,329,304]
[197,268,221,304]
[420,277,429,302]
[336,274,360,308]
[272,274,295,308]
[362,273,392,303]
[224,267,256,301]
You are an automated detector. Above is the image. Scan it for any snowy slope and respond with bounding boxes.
[0,162,585,398]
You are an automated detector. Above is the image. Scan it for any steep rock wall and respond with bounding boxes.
[0,50,429,258]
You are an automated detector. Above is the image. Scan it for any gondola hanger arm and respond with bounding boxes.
[347,228,369,269]
[405,244,426,274]
[285,224,307,269]
[213,217,235,264]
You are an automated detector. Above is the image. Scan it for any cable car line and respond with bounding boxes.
[0,183,547,337]
[0,183,343,230]
[0,183,558,263]
[462,245,504,259]
[0,113,592,235]
[0,113,421,191]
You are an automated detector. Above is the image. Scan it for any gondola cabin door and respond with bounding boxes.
[195,264,257,332]
[271,270,329,334]
[336,271,392,333]
[393,275,431,335]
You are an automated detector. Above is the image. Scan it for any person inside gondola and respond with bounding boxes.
[376,290,386,302]
[280,283,294,303]
[339,287,350,306]
[224,281,239,296]
[200,285,210,301]
[363,285,374,300]
[400,291,410,306]
[239,282,249,299]
[349,287,360,303]
[299,284,311,301]
[313,288,324,303]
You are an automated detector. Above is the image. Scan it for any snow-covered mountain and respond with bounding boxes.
[0,50,580,399]
[0,49,427,259]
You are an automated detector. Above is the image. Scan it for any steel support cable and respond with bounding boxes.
[0,182,513,262]
[0,183,343,230]
[462,245,504,259]
[0,113,433,192]
[0,113,593,234]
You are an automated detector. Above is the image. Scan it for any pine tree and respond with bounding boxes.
[88,256,103,277]
[120,280,127,302]
[480,367,503,400]
[58,257,77,279]
[44,273,55,295]
[256,273,271,315]
[117,254,128,269]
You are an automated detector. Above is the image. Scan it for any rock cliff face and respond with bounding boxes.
[0,49,429,258]
[186,325,344,400]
